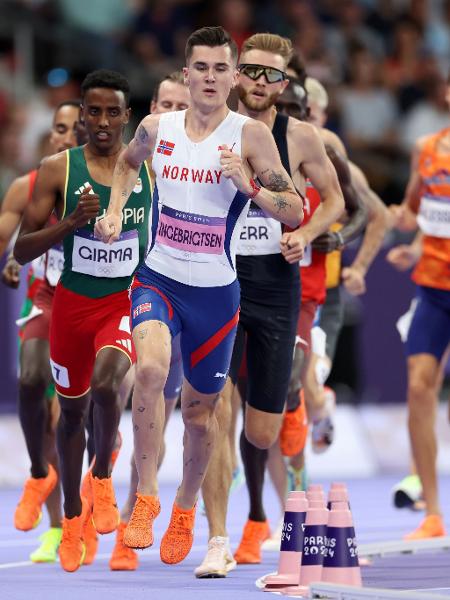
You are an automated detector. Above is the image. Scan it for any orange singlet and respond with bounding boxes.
[414,127,450,290]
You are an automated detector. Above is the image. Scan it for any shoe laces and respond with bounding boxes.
[130,496,158,528]
[62,519,81,547]
[22,477,46,497]
[205,538,226,562]
[170,511,193,533]
[92,477,115,509]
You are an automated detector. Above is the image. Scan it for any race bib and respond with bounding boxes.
[46,245,64,287]
[72,228,139,278]
[156,206,225,259]
[417,196,450,238]
[238,206,282,256]
[31,254,46,280]
[299,244,312,267]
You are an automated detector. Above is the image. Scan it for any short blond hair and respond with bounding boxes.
[241,33,293,68]
[305,77,329,110]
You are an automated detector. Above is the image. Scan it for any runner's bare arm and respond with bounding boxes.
[241,120,303,228]
[312,146,367,253]
[404,137,426,214]
[14,154,99,264]
[96,115,158,244]
[389,136,426,231]
[0,174,30,258]
[348,161,389,276]
[294,122,344,245]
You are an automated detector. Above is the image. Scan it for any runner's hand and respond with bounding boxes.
[220,146,253,195]
[386,244,420,271]
[67,185,100,230]
[389,204,417,232]
[95,213,123,244]
[280,230,306,263]
[341,266,366,296]
[1,255,21,288]
[312,231,342,253]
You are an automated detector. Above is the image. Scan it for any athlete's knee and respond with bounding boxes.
[135,357,168,392]
[408,369,437,405]
[182,403,215,436]
[245,423,278,450]
[19,365,49,393]
[90,370,123,405]
[58,405,88,435]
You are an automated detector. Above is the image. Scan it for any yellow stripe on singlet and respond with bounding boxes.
[62,149,70,220]
[325,223,343,289]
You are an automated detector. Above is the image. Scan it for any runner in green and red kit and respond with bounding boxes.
[14,69,151,572]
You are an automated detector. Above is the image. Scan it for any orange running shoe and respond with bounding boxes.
[14,464,58,531]
[279,391,308,457]
[82,513,99,565]
[90,474,120,534]
[404,515,447,540]
[160,503,196,564]
[124,494,161,549]
[234,519,270,564]
[110,522,139,571]
[59,498,89,573]
[81,430,123,509]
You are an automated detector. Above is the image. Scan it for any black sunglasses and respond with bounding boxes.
[238,63,287,84]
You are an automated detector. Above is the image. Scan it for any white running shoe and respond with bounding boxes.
[261,519,283,551]
[312,386,335,453]
[194,536,237,578]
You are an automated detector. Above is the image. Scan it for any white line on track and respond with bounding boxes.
[0,561,33,570]
[0,545,206,570]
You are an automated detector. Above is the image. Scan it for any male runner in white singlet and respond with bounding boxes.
[96,26,303,565]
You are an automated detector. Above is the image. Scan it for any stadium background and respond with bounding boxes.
[0,0,449,482]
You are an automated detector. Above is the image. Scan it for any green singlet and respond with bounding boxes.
[60,146,151,298]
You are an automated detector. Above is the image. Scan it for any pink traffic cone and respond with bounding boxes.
[264,493,308,589]
[307,483,324,494]
[330,482,347,491]
[327,487,349,510]
[283,502,330,596]
[321,501,361,586]
[306,490,326,505]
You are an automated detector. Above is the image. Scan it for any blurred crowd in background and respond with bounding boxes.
[1,0,449,201]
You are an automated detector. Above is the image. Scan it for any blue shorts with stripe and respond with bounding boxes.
[406,285,450,361]
[130,264,240,394]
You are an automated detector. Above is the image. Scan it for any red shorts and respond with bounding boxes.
[296,300,318,355]
[49,284,135,398]
[22,279,55,342]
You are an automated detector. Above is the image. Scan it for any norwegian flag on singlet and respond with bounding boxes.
[133,302,152,319]
[157,139,175,156]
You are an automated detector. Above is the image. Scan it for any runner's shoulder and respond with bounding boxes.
[287,118,322,147]
[319,128,347,158]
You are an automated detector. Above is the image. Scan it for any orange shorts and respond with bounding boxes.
[49,284,135,398]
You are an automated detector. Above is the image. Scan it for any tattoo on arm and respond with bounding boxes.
[266,171,290,192]
[137,406,146,413]
[137,125,149,144]
[273,194,290,213]
[138,329,148,340]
